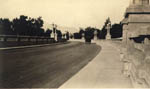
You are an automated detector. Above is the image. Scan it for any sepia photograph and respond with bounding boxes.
[0,0,150,88]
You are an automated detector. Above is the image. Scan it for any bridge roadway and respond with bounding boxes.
[0,41,101,88]
[60,40,133,88]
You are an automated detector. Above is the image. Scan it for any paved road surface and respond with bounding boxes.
[0,42,101,88]
[60,41,133,88]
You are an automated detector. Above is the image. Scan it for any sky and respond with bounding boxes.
[0,0,130,33]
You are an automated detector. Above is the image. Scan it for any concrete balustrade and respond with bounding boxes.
[6,38,18,42]
[0,38,4,41]
[121,38,150,88]
[30,39,36,42]
[0,35,57,47]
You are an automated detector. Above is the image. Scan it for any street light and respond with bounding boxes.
[52,23,57,42]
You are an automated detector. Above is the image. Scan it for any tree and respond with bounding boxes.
[45,29,52,37]
[110,23,123,38]
[66,31,70,40]
[12,15,44,36]
[12,15,29,35]
[98,27,107,39]
[98,18,110,39]
[79,28,85,35]
[27,17,35,36]
[0,22,3,35]
[84,27,95,39]
[73,33,81,39]
[33,17,44,36]
[70,34,73,39]
[56,30,62,40]
[0,18,13,35]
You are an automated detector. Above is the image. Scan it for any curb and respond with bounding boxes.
[0,42,69,51]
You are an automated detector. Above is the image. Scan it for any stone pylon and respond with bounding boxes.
[122,0,150,42]
[94,30,98,41]
[82,33,85,40]
[106,18,111,40]
[106,24,111,40]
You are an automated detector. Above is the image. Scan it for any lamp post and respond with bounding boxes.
[52,23,57,42]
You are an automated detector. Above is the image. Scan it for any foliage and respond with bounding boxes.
[66,31,70,40]
[97,18,123,39]
[56,30,62,39]
[73,28,84,39]
[79,28,85,35]
[84,27,95,39]
[110,23,123,38]
[97,27,107,39]
[97,18,110,39]
[0,18,13,35]
[45,29,52,37]
[12,15,44,36]
[73,33,82,39]
[0,15,55,37]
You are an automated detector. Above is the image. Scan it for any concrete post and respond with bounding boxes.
[122,24,128,45]
[106,23,111,40]
[82,33,85,40]
[94,30,97,41]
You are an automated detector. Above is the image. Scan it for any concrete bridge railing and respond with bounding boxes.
[121,38,150,88]
[0,35,57,47]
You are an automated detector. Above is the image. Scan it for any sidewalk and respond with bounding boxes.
[59,40,133,88]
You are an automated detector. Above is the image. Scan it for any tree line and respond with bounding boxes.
[73,18,123,39]
[0,15,63,38]
[0,16,122,39]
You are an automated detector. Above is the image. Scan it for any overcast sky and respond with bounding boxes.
[0,0,130,32]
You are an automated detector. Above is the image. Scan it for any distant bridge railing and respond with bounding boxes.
[0,35,67,47]
[0,35,54,42]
